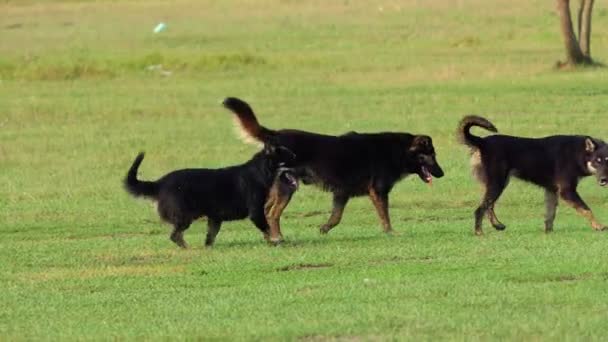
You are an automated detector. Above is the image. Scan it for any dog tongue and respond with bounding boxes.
[422,166,433,186]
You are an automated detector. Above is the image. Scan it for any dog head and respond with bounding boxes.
[263,143,297,167]
[261,141,298,190]
[263,142,299,189]
[407,135,444,184]
[585,138,608,187]
[276,167,299,190]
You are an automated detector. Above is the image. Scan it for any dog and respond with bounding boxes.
[123,144,298,247]
[222,97,444,234]
[459,115,608,235]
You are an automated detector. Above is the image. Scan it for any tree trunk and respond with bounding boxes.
[577,0,583,41]
[556,0,589,65]
[578,0,594,57]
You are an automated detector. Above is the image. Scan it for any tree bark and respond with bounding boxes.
[578,0,594,57]
[577,0,583,41]
[556,0,589,65]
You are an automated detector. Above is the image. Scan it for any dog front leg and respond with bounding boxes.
[250,208,277,245]
[205,218,222,247]
[368,188,392,233]
[320,193,349,234]
[544,190,558,233]
[559,187,606,231]
[264,184,294,244]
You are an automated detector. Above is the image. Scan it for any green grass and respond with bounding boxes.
[2,0,608,340]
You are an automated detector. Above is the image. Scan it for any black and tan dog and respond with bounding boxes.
[223,97,444,234]
[124,144,298,247]
[459,115,608,235]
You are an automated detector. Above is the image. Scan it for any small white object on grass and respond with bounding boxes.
[153,22,167,33]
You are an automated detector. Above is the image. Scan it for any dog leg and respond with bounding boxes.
[205,218,222,247]
[487,205,506,231]
[559,187,607,231]
[544,190,558,233]
[475,181,507,235]
[264,184,294,244]
[170,222,190,249]
[368,187,392,233]
[320,193,349,234]
[250,208,276,244]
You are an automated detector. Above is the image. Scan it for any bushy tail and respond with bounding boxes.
[458,115,498,148]
[124,153,159,199]
[222,97,274,144]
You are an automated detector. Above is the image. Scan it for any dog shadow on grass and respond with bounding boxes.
[215,233,385,249]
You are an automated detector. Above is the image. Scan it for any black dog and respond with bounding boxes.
[459,115,608,235]
[222,97,444,234]
[124,144,298,247]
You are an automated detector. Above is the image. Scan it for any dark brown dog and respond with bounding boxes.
[223,97,444,234]
[459,115,608,235]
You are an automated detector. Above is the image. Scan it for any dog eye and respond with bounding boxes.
[597,158,603,163]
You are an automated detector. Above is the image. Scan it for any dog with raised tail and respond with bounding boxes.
[459,115,608,235]
[223,97,444,235]
[124,143,298,247]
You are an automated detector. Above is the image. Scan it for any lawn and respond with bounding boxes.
[2,0,608,340]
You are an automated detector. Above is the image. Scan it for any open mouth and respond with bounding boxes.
[600,179,608,187]
[279,169,299,190]
[420,166,433,184]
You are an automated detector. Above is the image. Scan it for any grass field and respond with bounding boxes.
[2,0,608,340]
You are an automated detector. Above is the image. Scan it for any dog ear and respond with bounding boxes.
[585,138,596,153]
[263,143,277,155]
[410,135,432,151]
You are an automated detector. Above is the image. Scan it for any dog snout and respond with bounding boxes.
[431,164,444,178]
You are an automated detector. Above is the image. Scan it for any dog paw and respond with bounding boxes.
[319,225,331,234]
[268,238,284,246]
[493,223,506,231]
[474,230,484,236]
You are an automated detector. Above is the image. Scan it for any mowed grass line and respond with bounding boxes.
[2,0,608,340]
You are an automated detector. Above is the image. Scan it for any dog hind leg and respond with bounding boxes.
[170,221,191,248]
[487,205,506,231]
[320,193,349,234]
[475,176,508,235]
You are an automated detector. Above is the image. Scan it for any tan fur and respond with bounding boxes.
[232,116,263,147]
[587,161,597,174]
[470,150,486,184]
[585,138,595,152]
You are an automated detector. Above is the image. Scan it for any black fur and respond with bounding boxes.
[223,97,444,234]
[124,145,297,248]
[459,115,608,235]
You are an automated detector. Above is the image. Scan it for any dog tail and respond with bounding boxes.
[458,115,497,149]
[124,152,159,199]
[222,97,275,145]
